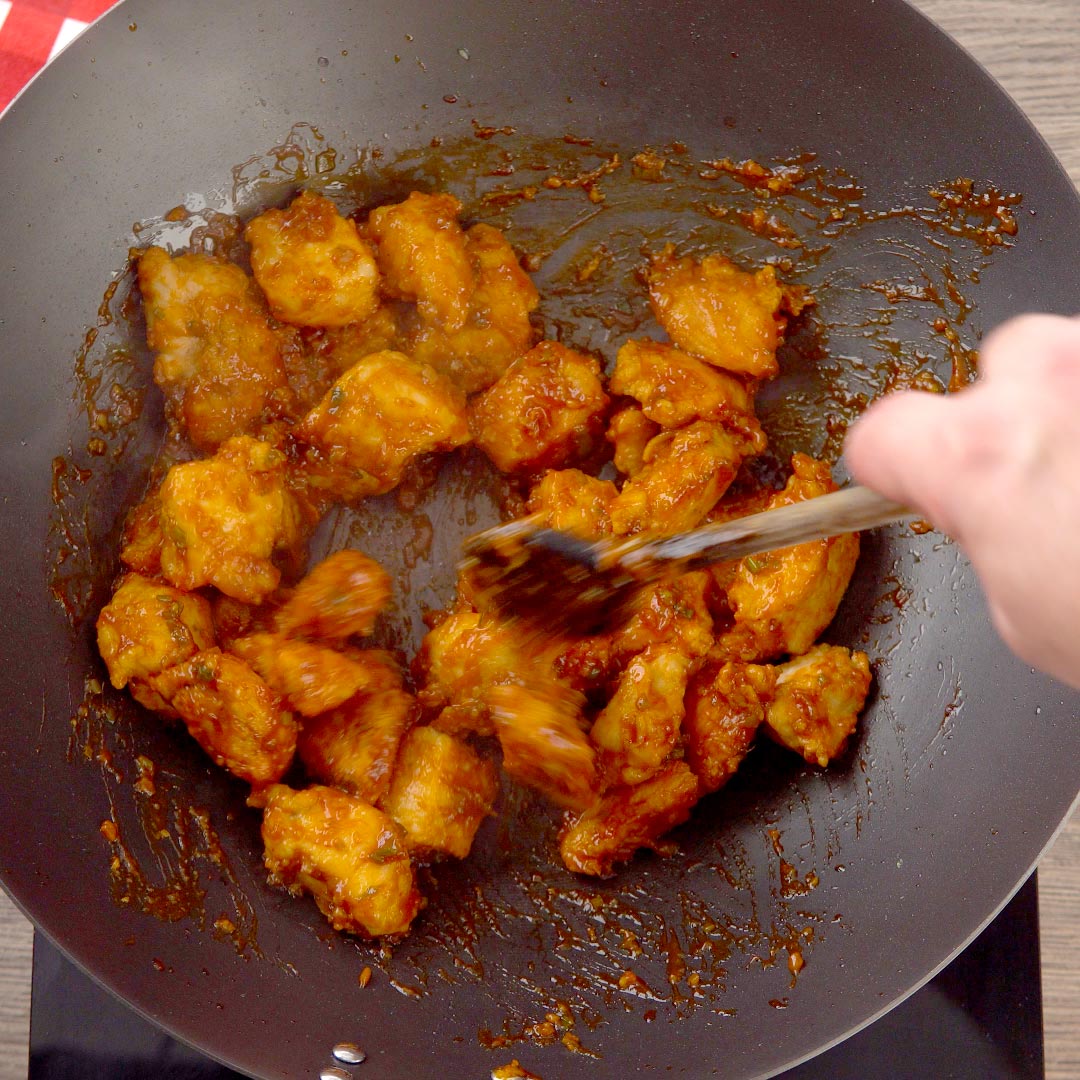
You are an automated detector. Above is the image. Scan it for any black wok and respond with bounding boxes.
[1,1,1079,1078]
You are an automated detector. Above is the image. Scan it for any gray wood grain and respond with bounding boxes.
[1,2,1079,1079]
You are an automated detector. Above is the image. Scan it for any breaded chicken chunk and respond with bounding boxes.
[412,611,521,726]
[612,571,715,662]
[155,435,304,604]
[470,342,609,474]
[590,645,691,788]
[559,762,700,877]
[367,191,475,331]
[610,339,765,450]
[402,222,540,394]
[257,783,421,937]
[764,644,871,766]
[230,632,389,717]
[648,250,786,378]
[526,469,617,542]
[609,420,745,537]
[245,190,379,328]
[274,549,391,640]
[295,350,469,502]
[142,647,297,785]
[96,573,215,689]
[684,662,777,792]
[489,683,597,810]
[299,677,418,805]
[378,726,498,859]
[716,455,861,661]
[606,403,660,477]
[138,247,292,450]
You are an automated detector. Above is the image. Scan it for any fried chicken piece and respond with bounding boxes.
[155,435,304,604]
[294,350,469,502]
[610,339,765,450]
[378,727,498,858]
[402,222,540,393]
[684,662,777,792]
[209,592,282,651]
[612,571,715,662]
[119,495,164,576]
[367,191,475,331]
[412,612,521,727]
[470,342,609,474]
[143,648,297,785]
[299,677,418,805]
[605,403,660,477]
[647,249,787,378]
[137,247,292,450]
[609,420,744,537]
[715,455,861,661]
[288,307,400,411]
[590,645,691,788]
[96,573,215,689]
[245,190,379,328]
[257,783,421,937]
[274,549,391,639]
[526,468,617,541]
[764,644,871,767]
[559,762,700,877]
[489,683,597,810]
[230,632,391,717]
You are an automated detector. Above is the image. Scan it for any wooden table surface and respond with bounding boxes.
[2,2,1079,1078]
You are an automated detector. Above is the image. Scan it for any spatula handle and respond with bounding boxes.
[637,486,912,571]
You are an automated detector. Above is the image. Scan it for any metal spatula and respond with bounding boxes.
[461,486,911,636]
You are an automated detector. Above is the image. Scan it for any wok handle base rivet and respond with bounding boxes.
[332,1041,368,1064]
[320,1067,354,1080]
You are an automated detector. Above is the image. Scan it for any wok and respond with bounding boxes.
[1,1,1079,1077]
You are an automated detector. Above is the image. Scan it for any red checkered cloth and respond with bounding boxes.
[0,0,118,112]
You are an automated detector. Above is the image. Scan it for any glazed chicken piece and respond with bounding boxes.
[154,435,304,604]
[96,573,215,689]
[137,247,292,451]
[209,592,282,651]
[274,549,391,640]
[764,644,872,767]
[684,661,777,793]
[605,403,660,478]
[294,350,470,502]
[367,191,475,331]
[609,420,745,537]
[470,341,610,474]
[647,249,787,378]
[402,222,540,394]
[612,571,716,663]
[245,190,380,328]
[119,495,165,576]
[715,454,861,661]
[141,647,297,785]
[526,468,618,541]
[559,761,701,877]
[229,633,392,717]
[610,339,766,451]
[257,783,422,937]
[412,611,522,732]
[299,675,418,805]
[288,308,400,412]
[489,683,597,810]
[378,726,498,859]
[590,645,691,788]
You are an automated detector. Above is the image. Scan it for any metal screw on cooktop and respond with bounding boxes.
[332,1042,368,1065]
[319,1068,352,1080]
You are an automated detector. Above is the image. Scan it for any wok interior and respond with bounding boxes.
[51,123,1005,1055]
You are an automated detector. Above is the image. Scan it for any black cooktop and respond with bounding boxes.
[27,874,1044,1079]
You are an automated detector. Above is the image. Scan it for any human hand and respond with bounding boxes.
[844,314,1080,688]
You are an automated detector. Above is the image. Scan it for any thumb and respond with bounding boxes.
[843,389,983,539]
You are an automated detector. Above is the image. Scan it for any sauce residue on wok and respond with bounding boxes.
[47,120,1019,1065]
